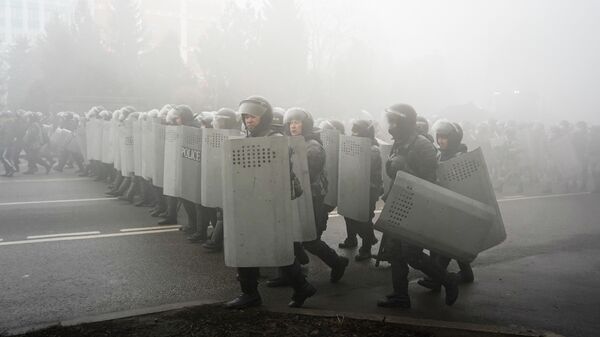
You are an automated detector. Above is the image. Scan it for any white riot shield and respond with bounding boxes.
[111,120,121,171]
[132,120,142,175]
[222,137,295,267]
[436,148,506,251]
[337,135,371,222]
[152,122,166,187]
[120,121,134,176]
[180,126,203,204]
[86,120,101,160]
[289,136,317,242]
[549,135,582,179]
[321,129,340,208]
[163,125,182,197]
[379,142,393,195]
[141,119,154,180]
[200,129,243,208]
[101,121,113,164]
[375,171,497,262]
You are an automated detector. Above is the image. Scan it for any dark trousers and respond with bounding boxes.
[0,146,16,173]
[237,260,307,295]
[389,239,449,296]
[194,205,218,240]
[165,196,178,220]
[180,199,197,228]
[343,198,377,251]
[302,196,340,268]
[25,147,49,171]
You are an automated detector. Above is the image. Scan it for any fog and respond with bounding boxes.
[1,0,599,124]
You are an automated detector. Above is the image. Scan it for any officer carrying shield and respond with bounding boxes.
[377,103,460,309]
[417,120,474,292]
[225,96,316,309]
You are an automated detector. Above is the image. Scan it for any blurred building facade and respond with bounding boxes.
[0,0,79,46]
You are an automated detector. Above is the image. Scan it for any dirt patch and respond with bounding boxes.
[11,304,541,337]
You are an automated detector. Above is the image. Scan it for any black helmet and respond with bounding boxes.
[319,119,345,135]
[283,107,314,137]
[213,108,240,130]
[351,119,375,139]
[239,95,273,135]
[272,107,285,128]
[166,104,194,125]
[433,120,462,148]
[416,116,430,134]
[385,103,417,139]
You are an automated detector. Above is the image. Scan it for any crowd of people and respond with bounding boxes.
[1,100,599,310]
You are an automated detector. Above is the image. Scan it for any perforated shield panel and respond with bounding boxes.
[321,129,340,207]
[222,137,294,267]
[180,126,203,203]
[436,148,506,251]
[337,135,371,222]
[163,125,183,197]
[200,129,243,207]
[289,136,317,242]
[375,170,497,262]
[152,123,166,187]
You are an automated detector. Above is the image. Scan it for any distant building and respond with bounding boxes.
[0,0,79,46]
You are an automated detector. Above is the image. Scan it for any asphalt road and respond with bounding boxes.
[0,169,599,337]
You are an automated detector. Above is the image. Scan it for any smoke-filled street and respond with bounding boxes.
[1,171,598,337]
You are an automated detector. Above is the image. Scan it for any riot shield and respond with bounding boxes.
[111,119,121,171]
[288,136,317,242]
[222,137,295,267]
[141,119,154,180]
[75,126,87,162]
[101,121,113,164]
[436,148,506,251]
[132,119,142,176]
[321,129,340,208]
[375,170,497,262]
[337,135,371,222]
[200,128,243,208]
[86,119,101,161]
[152,122,166,187]
[379,142,393,195]
[163,125,182,197]
[180,126,203,204]
[120,121,135,176]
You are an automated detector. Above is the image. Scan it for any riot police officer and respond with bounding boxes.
[225,96,316,309]
[377,103,460,309]
[417,120,474,292]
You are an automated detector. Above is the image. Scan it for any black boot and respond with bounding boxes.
[288,282,317,308]
[224,293,262,309]
[443,273,460,306]
[417,278,441,292]
[330,256,349,283]
[377,293,411,309]
[338,237,358,249]
[458,262,474,283]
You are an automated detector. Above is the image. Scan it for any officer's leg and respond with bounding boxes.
[280,260,316,308]
[178,199,196,233]
[339,217,358,248]
[458,261,474,283]
[225,267,261,309]
[355,201,378,261]
[54,149,68,172]
[150,187,167,216]
[405,245,459,306]
[378,238,411,308]
[418,253,450,292]
[203,210,223,251]
[158,196,178,224]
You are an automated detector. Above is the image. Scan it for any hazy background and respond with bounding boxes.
[1,0,598,123]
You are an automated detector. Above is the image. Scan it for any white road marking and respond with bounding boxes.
[0,178,89,184]
[27,231,101,239]
[120,225,181,232]
[0,229,180,247]
[328,192,591,217]
[0,197,118,207]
